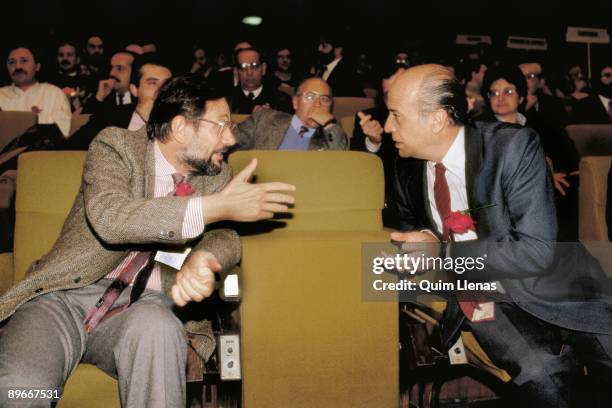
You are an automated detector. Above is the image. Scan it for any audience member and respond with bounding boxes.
[0,45,71,136]
[351,64,405,227]
[83,50,136,114]
[81,35,106,77]
[66,53,172,149]
[311,34,364,97]
[482,65,580,240]
[48,40,96,111]
[230,47,292,114]
[271,46,299,94]
[232,77,347,150]
[572,62,612,124]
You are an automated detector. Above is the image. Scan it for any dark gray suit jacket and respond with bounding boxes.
[391,122,612,347]
[232,108,348,151]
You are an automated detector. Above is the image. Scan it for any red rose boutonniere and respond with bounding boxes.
[443,204,496,234]
[175,182,195,197]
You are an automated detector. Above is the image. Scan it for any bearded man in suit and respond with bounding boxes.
[386,65,612,407]
[0,75,295,408]
[232,77,347,151]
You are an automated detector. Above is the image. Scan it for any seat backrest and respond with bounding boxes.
[14,151,86,282]
[332,97,375,119]
[579,156,611,242]
[228,150,384,232]
[339,115,355,139]
[231,113,250,124]
[0,111,37,152]
[565,124,612,157]
[69,113,92,136]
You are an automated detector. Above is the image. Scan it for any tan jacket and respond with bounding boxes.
[0,126,241,360]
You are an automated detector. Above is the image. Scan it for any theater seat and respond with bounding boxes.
[579,156,611,242]
[565,124,612,157]
[1,151,121,407]
[332,97,376,119]
[0,111,37,152]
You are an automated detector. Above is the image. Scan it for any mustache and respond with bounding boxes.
[109,76,120,82]
[60,60,71,66]
[12,69,26,75]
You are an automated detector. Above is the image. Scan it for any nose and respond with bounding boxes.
[224,128,236,147]
[383,115,394,134]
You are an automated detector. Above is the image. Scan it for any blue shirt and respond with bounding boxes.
[278,115,316,150]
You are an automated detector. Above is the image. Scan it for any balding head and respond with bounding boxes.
[293,77,333,128]
[384,64,467,161]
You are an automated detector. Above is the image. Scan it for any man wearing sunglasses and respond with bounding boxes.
[230,47,292,114]
[573,62,612,125]
[231,77,347,151]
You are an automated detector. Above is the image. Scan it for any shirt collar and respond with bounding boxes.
[428,126,465,180]
[11,81,39,94]
[290,115,315,137]
[494,112,527,126]
[154,140,178,177]
[325,57,342,72]
[243,85,263,99]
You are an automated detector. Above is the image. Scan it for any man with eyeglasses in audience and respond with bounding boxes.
[572,61,612,125]
[231,77,347,151]
[230,47,292,114]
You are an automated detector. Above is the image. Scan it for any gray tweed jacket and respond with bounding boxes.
[0,126,241,360]
[233,108,348,151]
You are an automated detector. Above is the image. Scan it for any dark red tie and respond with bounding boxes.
[433,163,477,319]
[83,174,194,332]
[298,126,308,138]
[433,163,451,241]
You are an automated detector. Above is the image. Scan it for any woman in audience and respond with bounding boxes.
[481,65,580,240]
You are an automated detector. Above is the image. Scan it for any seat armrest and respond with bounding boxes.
[0,252,14,294]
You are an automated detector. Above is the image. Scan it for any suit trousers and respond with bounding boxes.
[0,279,187,408]
[466,301,612,408]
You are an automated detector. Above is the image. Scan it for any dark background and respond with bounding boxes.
[0,0,610,84]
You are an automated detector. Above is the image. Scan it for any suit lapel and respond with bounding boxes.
[269,115,290,149]
[421,163,441,237]
[143,137,156,199]
[464,126,491,236]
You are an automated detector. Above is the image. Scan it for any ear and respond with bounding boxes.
[261,62,267,76]
[171,115,188,144]
[430,109,447,134]
[129,83,138,99]
[292,95,299,111]
[35,63,40,73]
[519,96,525,105]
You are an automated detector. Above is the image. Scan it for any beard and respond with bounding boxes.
[317,50,335,66]
[597,83,612,99]
[184,156,222,177]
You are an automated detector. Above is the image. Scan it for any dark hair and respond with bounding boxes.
[147,74,225,142]
[233,47,262,65]
[129,53,172,87]
[482,64,528,106]
[7,44,38,64]
[418,66,470,126]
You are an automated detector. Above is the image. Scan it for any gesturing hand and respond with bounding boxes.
[172,250,220,306]
[357,111,383,144]
[202,158,296,223]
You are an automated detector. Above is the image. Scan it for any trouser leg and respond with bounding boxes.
[83,288,187,408]
[0,292,87,407]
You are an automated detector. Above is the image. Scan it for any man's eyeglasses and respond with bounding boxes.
[198,118,237,135]
[297,91,332,105]
[236,61,262,72]
[488,88,518,98]
[525,73,541,80]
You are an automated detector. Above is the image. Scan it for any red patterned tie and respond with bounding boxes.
[433,163,478,320]
[83,173,194,332]
[298,126,308,138]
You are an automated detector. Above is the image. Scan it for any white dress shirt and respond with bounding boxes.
[127,110,146,131]
[0,82,71,136]
[426,127,478,242]
[243,85,263,99]
[322,57,342,81]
